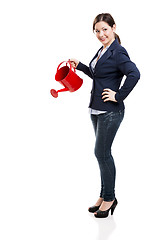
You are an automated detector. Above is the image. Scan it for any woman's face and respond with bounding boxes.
[94,21,116,47]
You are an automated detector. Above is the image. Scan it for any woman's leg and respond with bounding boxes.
[93,110,124,201]
[90,114,104,206]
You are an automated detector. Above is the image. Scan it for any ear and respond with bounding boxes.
[112,24,116,33]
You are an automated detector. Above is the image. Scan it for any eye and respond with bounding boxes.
[103,28,107,31]
[95,30,100,33]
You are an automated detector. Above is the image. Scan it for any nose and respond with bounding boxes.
[99,30,104,37]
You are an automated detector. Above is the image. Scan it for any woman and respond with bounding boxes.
[70,13,140,218]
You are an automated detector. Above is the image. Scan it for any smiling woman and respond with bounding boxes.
[94,21,116,48]
[93,13,121,45]
[69,13,140,218]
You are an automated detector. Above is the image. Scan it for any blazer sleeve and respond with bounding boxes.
[76,62,93,79]
[115,48,140,102]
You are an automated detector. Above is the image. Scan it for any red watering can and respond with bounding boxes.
[50,61,83,98]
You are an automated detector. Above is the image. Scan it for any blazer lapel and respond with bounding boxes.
[89,46,103,74]
[99,48,112,62]
[90,38,120,71]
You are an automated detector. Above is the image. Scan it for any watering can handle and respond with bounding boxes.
[56,61,76,73]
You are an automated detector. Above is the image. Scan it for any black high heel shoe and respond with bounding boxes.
[94,198,118,218]
[88,205,100,213]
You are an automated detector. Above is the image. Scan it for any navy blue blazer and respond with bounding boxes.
[77,38,140,112]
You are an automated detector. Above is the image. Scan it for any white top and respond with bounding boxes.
[90,46,109,115]
[90,108,107,115]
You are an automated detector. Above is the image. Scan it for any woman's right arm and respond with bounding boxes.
[69,58,93,79]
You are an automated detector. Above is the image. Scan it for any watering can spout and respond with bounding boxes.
[50,87,69,98]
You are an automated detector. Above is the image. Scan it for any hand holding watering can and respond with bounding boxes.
[69,58,79,68]
[50,60,83,98]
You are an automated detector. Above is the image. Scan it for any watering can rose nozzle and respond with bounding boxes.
[50,87,69,98]
[50,89,58,98]
[50,61,83,98]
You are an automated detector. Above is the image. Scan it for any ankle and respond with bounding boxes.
[95,197,104,206]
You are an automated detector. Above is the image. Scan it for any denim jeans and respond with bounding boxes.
[91,110,124,201]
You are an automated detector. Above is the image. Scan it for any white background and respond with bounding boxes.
[0,0,160,239]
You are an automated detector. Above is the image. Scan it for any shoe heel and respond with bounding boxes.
[111,206,115,215]
[111,202,118,215]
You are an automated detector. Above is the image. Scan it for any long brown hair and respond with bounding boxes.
[93,13,121,44]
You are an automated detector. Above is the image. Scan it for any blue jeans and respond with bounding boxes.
[91,110,124,201]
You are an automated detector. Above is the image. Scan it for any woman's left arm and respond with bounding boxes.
[114,48,140,102]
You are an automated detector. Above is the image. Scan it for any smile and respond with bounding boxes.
[100,38,107,41]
